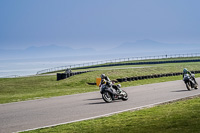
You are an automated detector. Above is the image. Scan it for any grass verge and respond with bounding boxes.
[23,95,200,133]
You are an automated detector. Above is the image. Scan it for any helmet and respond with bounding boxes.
[183,68,188,73]
[117,84,121,88]
[101,74,106,79]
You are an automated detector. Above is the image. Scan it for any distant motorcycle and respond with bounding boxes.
[100,82,128,103]
[183,73,198,90]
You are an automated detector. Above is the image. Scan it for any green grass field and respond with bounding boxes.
[0,61,200,104]
[1,57,200,133]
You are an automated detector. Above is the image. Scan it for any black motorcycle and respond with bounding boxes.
[183,73,198,91]
[100,82,128,103]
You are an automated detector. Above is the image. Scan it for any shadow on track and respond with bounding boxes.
[88,102,107,105]
[88,99,123,105]
[171,90,189,92]
[86,97,106,104]
[87,98,102,100]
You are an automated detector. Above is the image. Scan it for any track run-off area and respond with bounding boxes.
[0,78,200,133]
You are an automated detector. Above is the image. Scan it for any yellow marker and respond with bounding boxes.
[96,78,101,86]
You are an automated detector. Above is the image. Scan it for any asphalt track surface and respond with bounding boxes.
[1,78,200,133]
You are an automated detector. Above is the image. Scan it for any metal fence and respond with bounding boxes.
[36,53,200,75]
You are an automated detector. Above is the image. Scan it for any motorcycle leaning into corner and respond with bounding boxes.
[183,73,198,91]
[99,81,128,103]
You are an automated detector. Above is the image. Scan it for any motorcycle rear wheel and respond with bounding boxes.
[102,92,112,103]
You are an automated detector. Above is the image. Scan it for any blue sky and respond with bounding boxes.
[0,0,200,50]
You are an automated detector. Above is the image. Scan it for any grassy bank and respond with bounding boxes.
[0,62,200,104]
[24,95,200,133]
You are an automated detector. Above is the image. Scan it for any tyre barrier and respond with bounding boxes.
[122,78,126,82]
[57,73,68,81]
[87,70,200,85]
[127,77,132,81]
[117,78,123,82]
[57,70,93,81]
[134,77,138,80]
[87,82,96,85]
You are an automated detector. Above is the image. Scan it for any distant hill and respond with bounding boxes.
[111,39,200,54]
[0,45,97,60]
[1,40,200,60]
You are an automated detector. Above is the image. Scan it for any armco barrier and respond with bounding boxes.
[74,59,200,70]
[37,53,200,75]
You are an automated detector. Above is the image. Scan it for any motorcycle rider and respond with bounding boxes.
[99,74,121,95]
[183,68,197,84]
[100,74,111,84]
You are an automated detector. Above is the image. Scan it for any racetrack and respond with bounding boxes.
[0,78,200,133]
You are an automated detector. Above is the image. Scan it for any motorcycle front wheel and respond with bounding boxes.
[194,84,198,89]
[102,92,113,103]
[186,82,192,91]
[121,90,128,101]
